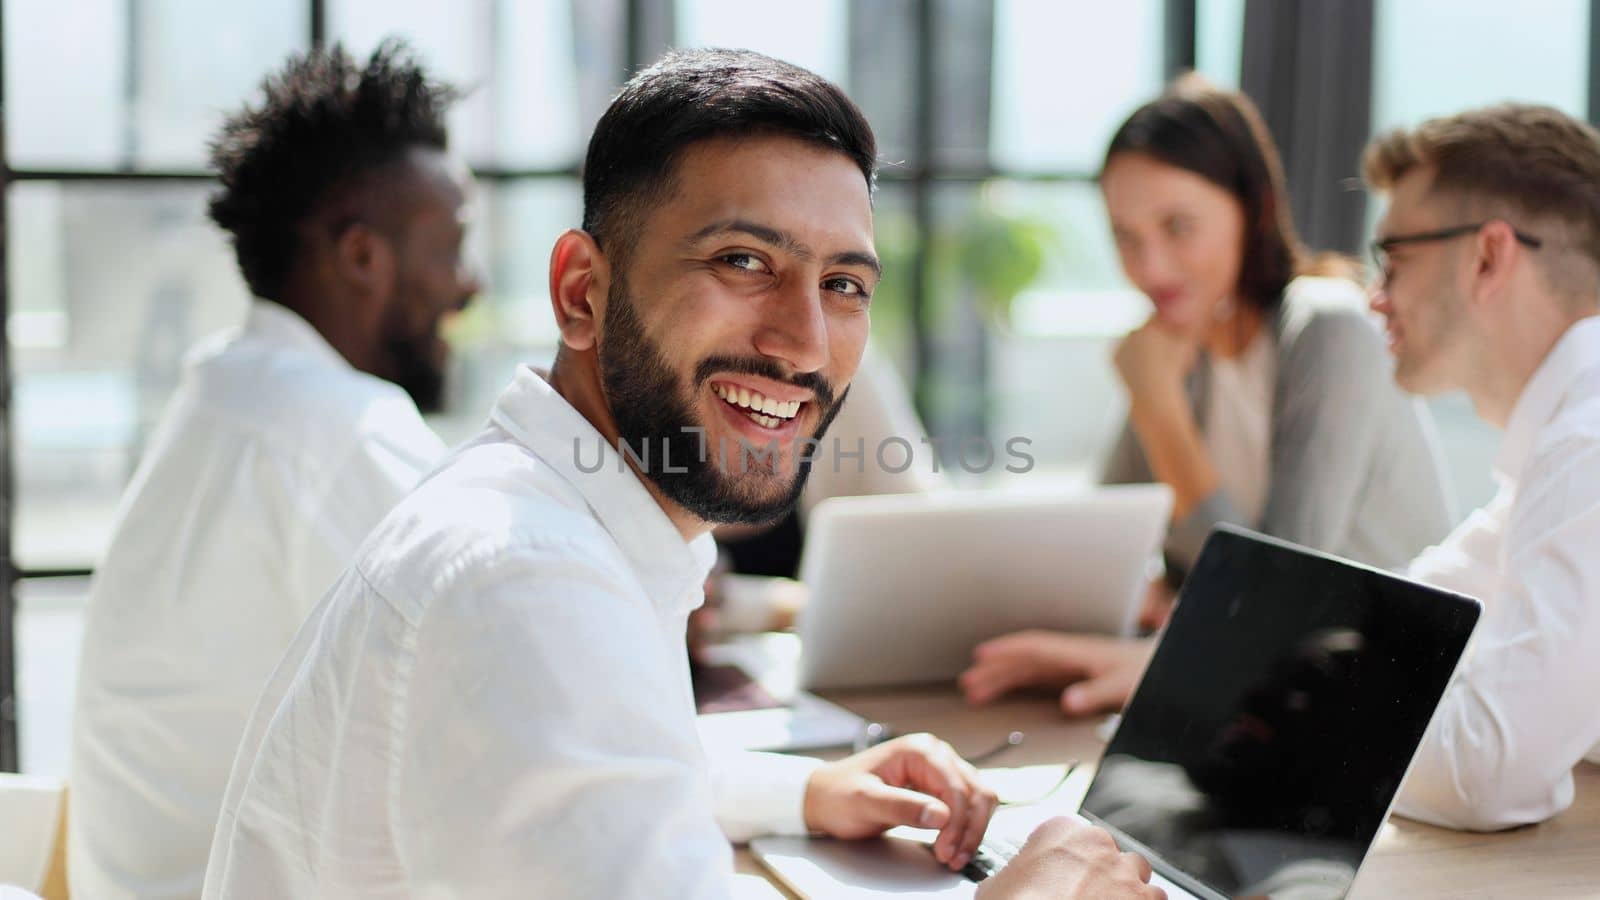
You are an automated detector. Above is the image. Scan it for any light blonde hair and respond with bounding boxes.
[1364,103,1600,304]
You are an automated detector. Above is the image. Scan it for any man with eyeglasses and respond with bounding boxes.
[1364,103,1600,831]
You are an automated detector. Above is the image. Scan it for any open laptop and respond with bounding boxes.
[755,525,1482,899]
[796,485,1173,690]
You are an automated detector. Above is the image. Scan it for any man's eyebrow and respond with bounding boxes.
[686,219,802,255]
[828,250,883,278]
[686,218,881,277]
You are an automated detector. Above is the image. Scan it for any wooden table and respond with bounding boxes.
[733,687,1600,899]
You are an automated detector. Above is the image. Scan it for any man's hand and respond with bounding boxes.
[975,817,1165,899]
[804,734,999,871]
[959,631,1156,716]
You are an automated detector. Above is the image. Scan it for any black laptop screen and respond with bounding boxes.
[1080,527,1480,899]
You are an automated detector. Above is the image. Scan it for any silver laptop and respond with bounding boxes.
[756,526,1482,899]
[796,485,1173,690]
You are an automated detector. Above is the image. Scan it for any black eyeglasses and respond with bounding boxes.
[1369,221,1543,286]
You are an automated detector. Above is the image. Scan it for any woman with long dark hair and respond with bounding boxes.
[961,77,1455,714]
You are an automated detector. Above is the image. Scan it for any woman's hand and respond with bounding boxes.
[1113,318,1200,408]
[1115,317,1219,520]
[960,631,1157,716]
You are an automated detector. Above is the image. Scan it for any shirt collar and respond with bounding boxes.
[487,365,717,613]
[242,299,352,372]
[1496,315,1600,482]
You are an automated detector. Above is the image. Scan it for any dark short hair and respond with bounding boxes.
[581,48,877,265]
[208,40,458,301]
[1104,75,1324,312]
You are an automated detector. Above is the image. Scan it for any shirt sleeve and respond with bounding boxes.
[1396,437,1600,831]
[1405,487,1513,594]
[392,543,744,899]
[708,749,822,843]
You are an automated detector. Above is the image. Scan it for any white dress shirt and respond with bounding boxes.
[1397,315,1600,831]
[202,366,821,900]
[70,300,445,900]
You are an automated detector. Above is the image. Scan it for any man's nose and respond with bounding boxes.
[752,279,829,376]
[1368,283,1392,317]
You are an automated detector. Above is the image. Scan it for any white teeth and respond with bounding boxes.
[714,383,804,421]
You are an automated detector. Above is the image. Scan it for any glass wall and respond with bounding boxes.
[959,0,1166,478]
[1371,0,1591,511]
[7,0,1597,772]
[6,0,309,170]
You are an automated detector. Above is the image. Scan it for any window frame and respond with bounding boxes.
[0,0,1202,771]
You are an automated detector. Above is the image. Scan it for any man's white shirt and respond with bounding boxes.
[202,366,820,900]
[1398,315,1600,830]
[70,300,446,899]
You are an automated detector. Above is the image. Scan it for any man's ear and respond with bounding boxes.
[333,223,397,324]
[549,229,610,351]
[1469,220,1520,309]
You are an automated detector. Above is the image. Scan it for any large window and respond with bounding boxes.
[13,1,1586,773]
[936,0,1168,478]
[1,0,1184,772]
[1,0,617,773]
[1373,0,1589,131]
[677,0,849,84]
[990,0,1164,172]
[1195,0,1245,88]
[1371,0,1592,512]
[9,182,249,571]
[6,0,309,170]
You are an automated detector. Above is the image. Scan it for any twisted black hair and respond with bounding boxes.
[207,39,458,301]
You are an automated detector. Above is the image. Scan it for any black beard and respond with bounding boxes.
[383,329,447,413]
[596,277,847,525]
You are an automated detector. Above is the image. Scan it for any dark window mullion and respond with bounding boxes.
[1165,0,1198,79]
[16,569,94,581]
[1590,0,1600,124]
[0,0,17,775]
[311,0,327,50]
[909,0,935,428]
